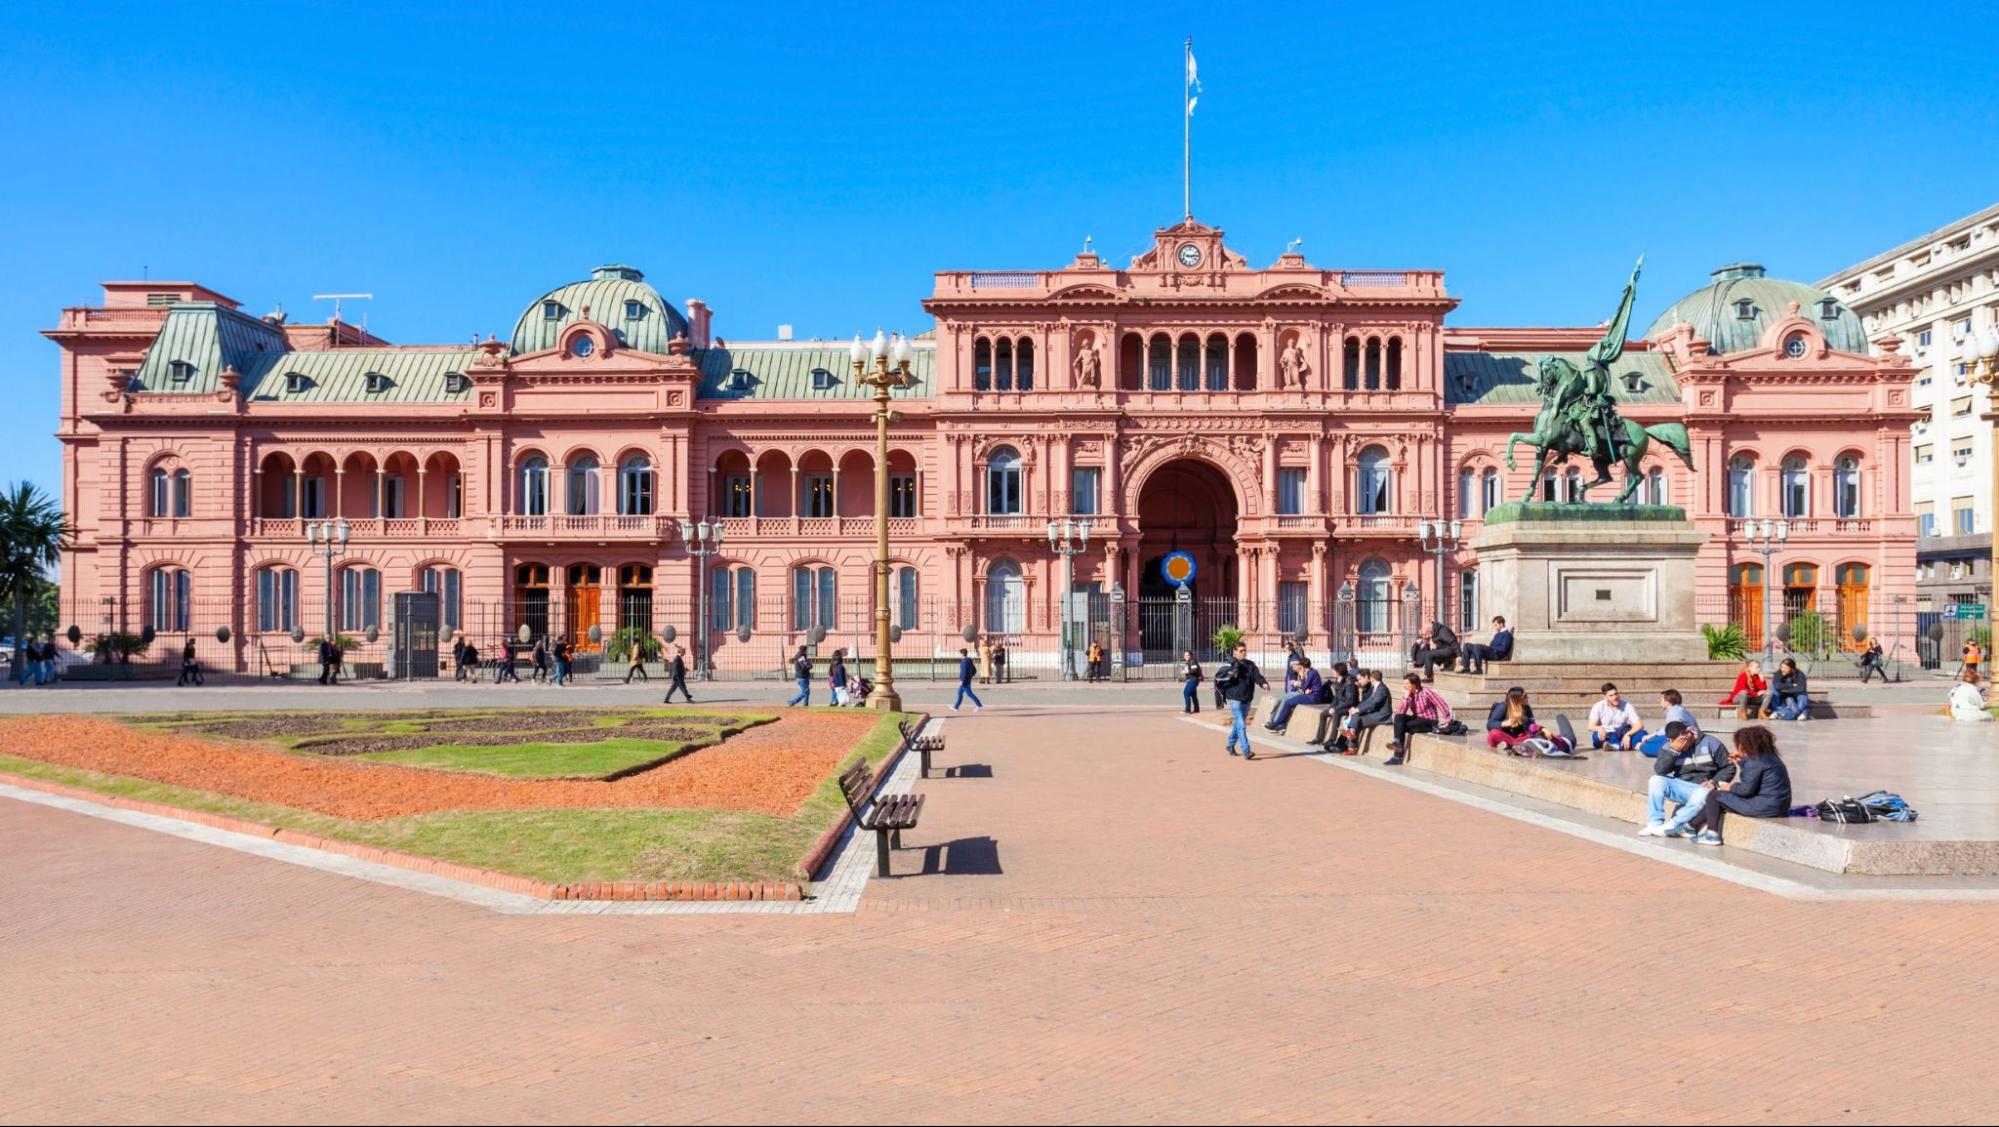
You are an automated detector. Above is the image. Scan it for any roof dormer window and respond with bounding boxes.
[542,300,562,320]
[624,300,645,320]
[443,371,468,393]
[364,371,388,394]
[811,368,836,390]
[726,369,751,391]
[168,360,195,383]
[1819,299,1840,319]
[284,371,308,394]
[1734,299,1756,320]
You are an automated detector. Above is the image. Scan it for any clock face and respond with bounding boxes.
[1177,243,1203,268]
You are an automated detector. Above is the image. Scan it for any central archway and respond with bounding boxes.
[1134,458,1241,661]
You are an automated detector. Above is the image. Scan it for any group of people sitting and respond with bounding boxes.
[1716,658,1813,722]
[1409,616,1514,680]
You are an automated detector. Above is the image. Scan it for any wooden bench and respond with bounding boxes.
[839,759,925,877]
[898,717,947,777]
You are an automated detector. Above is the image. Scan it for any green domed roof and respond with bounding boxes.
[510,265,688,355]
[1644,263,1867,356]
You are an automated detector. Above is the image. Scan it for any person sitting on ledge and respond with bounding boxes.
[1325,668,1392,754]
[1385,672,1454,765]
[1717,659,1769,718]
[1265,656,1327,731]
[1638,688,1698,756]
[1949,668,1993,722]
[1410,620,1460,681]
[1680,725,1792,847]
[1309,661,1359,745]
[1587,682,1647,750]
[1638,720,1736,838]
[1484,686,1567,754]
[1762,658,1811,723]
[1460,616,1513,675]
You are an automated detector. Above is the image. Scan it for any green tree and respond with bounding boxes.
[0,482,74,682]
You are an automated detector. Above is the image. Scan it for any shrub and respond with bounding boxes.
[606,626,662,662]
[1785,609,1829,656]
[302,633,360,651]
[1702,622,1747,661]
[1211,624,1244,658]
[89,631,150,664]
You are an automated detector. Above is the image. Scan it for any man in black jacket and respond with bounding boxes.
[1411,620,1460,681]
[1329,669,1394,754]
[663,646,694,703]
[1639,721,1737,838]
[316,637,336,685]
[1216,641,1269,759]
[1309,662,1361,747]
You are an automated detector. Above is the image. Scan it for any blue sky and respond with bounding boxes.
[2,1,1994,494]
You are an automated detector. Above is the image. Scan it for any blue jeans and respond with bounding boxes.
[788,676,810,706]
[1648,775,1710,828]
[1268,692,1317,729]
[1769,692,1810,720]
[1182,680,1199,712]
[1592,723,1648,749]
[1225,699,1250,753]
[1638,732,1670,758]
[954,683,983,709]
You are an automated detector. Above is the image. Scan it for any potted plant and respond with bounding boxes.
[1211,624,1244,659]
[606,626,662,664]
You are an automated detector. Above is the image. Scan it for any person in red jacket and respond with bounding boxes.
[1717,658,1768,719]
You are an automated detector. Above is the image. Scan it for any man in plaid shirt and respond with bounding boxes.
[1386,672,1454,765]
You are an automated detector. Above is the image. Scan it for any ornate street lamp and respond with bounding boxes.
[852,329,915,710]
[1416,519,1464,628]
[680,519,725,681]
[1048,518,1093,680]
[304,519,352,642]
[1741,518,1789,665]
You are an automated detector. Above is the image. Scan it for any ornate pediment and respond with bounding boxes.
[1128,217,1247,273]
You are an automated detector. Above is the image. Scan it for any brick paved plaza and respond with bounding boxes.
[6,690,1999,1123]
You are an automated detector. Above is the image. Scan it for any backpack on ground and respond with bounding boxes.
[1437,719,1469,737]
[1855,790,1919,823]
[1815,798,1874,824]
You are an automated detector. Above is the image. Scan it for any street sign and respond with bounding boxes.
[1944,604,1987,621]
[1160,551,1198,587]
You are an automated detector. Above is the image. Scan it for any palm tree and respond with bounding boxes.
[0,482,74,683]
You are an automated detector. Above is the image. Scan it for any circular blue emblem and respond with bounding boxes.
[1160,552,1198,587]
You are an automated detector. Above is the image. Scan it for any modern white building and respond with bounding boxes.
[1821,202,1999,612]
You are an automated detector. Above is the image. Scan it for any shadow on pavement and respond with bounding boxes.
[912,836,1003,877]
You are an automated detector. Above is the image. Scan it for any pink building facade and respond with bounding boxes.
[45,219,1920,675]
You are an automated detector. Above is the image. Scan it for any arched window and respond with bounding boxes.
[1645,467,1668,506]
[1727,456,1755,517]
[987,446,1023,515]
[1457,467,1476,519]
[1357,559,1391,634]
[1016,338,1035,391]
[897,566,918,629]
[1204,334,1228,391]
[618,454,654,515]
[1176,335,1199,391]
[566,455,601,516]
[994,338,1014,392]
[615,563,651,632]
[519,457,549,516]
[148,468,169,517]
[340,567,381,632]
[792,565,836,630]
[985,559,1024,633]
[1834,455,1861,518]
[1147,335,1171,391]
[171,469,191,518]
[1780,456,1809,518]
[1564,466,1582,502]
[420,566,462,631]
[1343,338,1360,390]
[973,338,993,391]
[1356,446,1391,514]
[1386,337,1403,390]
[1364,337,1382,391]
[1480,468,1500,514]
[150,567,191,633]
[256,566,298,633]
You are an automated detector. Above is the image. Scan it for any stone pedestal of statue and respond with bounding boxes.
[1472,502,1708,664]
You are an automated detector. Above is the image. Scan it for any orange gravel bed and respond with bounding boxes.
[0,712,879,821]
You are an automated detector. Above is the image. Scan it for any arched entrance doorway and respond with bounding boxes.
[1134,459,1240,664]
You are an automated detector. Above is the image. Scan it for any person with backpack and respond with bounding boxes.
[460,640,479,681]
[1761,658,1810,723]
[952,647,984,712]
[494,638,520,683]
[1638,720,1736,838]
[663,646,695,704]
[1679,724,1792,847]
[1214,640,1269,759]
[316,636,337,685]
[787,646,813,707]
[1179,649,1203,714]
[1385,672,1453,765]
[1484,687,1559,754]
[623,641,650,683]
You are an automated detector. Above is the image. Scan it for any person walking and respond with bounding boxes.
[460,639,479,681]
[531,638,550,683]
[1857,637,1887,684]
[623,641,649,683]
[1215,640,1269,759]
[494,638,519,683]
[663,646,695,704]
[329,638,345,684]
[552,638,572,687]
[452,635,469,682]
[786,646,813,707]
[952,647,985,712]
[176,636,202,686]
[32,636,55,686]
[828,649,849,706]
[316,636,336,685]
[1179,649,1203,714]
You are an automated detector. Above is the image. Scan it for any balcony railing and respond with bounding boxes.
[499,514,679,537]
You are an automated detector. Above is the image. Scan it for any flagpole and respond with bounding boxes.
[1183,37,1192,221]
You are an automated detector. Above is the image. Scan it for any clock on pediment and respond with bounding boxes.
[1129,218,1244,276]
[1177,243,1203,269]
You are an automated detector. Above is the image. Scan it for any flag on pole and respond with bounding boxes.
[1186,41,1201,116]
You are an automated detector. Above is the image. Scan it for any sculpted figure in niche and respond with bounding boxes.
[1278,337,1311,390]
[1073,344,1101,389]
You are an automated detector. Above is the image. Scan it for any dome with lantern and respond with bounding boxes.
[509,265,688,355]
[1645,263,1867,356]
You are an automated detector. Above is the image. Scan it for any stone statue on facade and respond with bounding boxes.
[1504,255,1696,504]
[1278,339,1309,389]
[1073,345,1101,388]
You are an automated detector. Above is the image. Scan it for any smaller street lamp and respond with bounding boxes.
[1741,517,1789,665]
[680,519,725,681]
[304,519,352,644]
[1415,518,1464,628]
[1048,518,1093,680]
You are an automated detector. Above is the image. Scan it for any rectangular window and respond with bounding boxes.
[1919,329,1933,348]
[1276,581,1308,634]
[1459,569,1479,633]
[442,569,461,630]
[710,567,732,630]
[803,474,834,518]
[1953,396,1974,417]
[447,475,462,519]
[735,568,756,630]
[1954,442,1974,467]
[897,567,918,630]
[340,569,380,632]
[889,475,917,518]
[381,476,403,519]
[1916,501,1936,537]
[301,477,325,519]
[1955,499,1976,535]
[1071,468,1100,515]
[724,474,752,518]
[1915,445,1935,464]
[1277,468,1307,515]
[793,568,812,630]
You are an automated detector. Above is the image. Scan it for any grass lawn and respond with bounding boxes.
[0,709,911,885]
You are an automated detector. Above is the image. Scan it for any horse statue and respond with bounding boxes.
[1501,255,1695,504]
